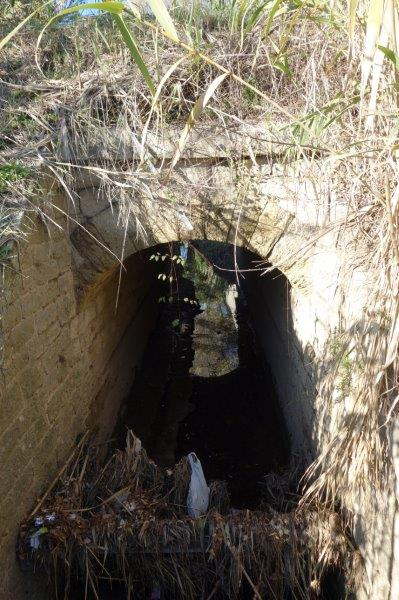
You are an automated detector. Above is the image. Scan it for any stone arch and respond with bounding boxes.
[65,158,299,295]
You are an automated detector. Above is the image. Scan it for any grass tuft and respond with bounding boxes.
[0,163,30,193]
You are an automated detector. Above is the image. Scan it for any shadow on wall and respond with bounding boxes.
[243,265,319,464]
[192,240,320,467]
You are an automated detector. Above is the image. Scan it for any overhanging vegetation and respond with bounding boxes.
[1,1,399,596]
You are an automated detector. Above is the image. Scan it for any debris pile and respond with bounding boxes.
[18,432,358,599]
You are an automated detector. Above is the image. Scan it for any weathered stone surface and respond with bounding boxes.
[0,143,394,600]
[0,205,159,599]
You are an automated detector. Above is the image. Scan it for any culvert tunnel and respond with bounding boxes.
[114,240,293,509]
[74,238,298,478]
[66,240,350,599]
[13,237,356,599]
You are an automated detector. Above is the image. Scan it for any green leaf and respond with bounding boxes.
[378,45,399,69]
[46,1,125,27]
[272,56,292,77]
[57,1,124,17]
[112,14,155,95]
[0,163,30,192]
[245,0,273,33]
[36,4,124,52]
[264,0,284,37]
[35,3,155,96]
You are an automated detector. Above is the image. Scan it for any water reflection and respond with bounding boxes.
[191,284,239,377]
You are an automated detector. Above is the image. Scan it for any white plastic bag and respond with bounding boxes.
[187,452,210,518]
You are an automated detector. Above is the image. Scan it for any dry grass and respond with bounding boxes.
[18,431,359,599]
[0,1,360,198]
[0,1,380,254]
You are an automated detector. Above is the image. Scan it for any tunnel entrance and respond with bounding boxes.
[117,241,290,508]
[18,242,357,600]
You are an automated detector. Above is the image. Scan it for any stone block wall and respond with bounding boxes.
[244,253,395,600]
[0,209,158,599]
[244,272,317,463]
